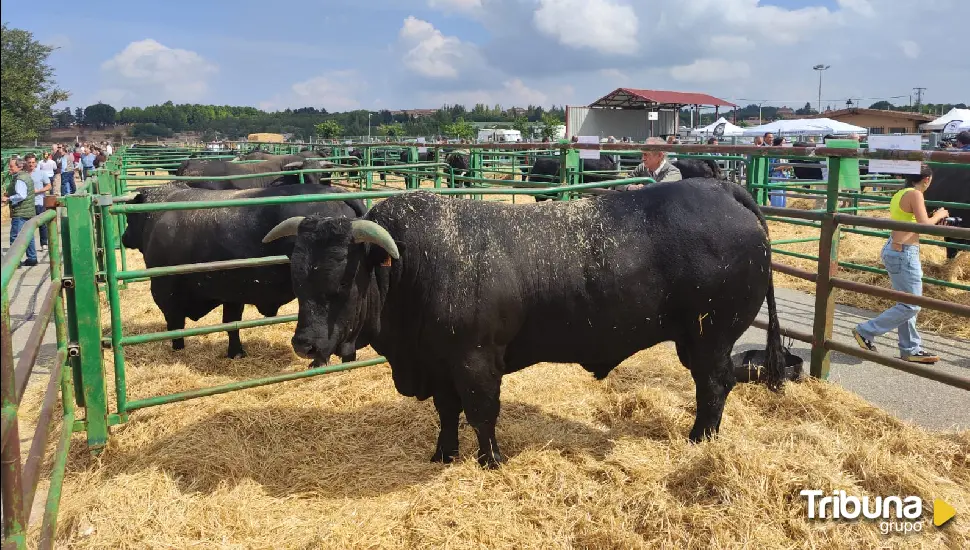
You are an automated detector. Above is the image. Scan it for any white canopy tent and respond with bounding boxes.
[690,117,745,137]
[920,108,970,131]
[741,118,866,137]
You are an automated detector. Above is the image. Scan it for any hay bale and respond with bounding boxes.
[17,251,970,548]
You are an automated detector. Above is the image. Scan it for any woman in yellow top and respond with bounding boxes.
[853,164,949,363]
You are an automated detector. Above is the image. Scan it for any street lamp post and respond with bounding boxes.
[813,64,830,114]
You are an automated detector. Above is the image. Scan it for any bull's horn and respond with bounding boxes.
[283,161,304,169]
[262,216,306,243]
[351,220,400,259]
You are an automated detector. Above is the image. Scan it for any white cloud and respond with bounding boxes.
[100,39,217,104]
[599,68,629,82]
[837,0,876,17]
[399,16,467,78]
[670,59,750,84]
[533,0,638,55]
[708,35,754,53]
[260,71,366,112]
[427,0,482,14]
[900,40,921,59]
[423,78,551,107]
[680,0,841,45]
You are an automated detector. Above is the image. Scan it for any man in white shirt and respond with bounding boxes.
[39,151,57,181]
[26,154,52,249]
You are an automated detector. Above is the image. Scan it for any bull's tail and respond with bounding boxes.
[725,181,787,390]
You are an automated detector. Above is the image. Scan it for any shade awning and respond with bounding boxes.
[689,117,745,137]
[741,118,867,137]
[921,108,970,131]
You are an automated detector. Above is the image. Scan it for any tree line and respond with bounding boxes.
[48,101,569,142]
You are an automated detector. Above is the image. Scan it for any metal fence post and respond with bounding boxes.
[747,155,770,205]
[406,146,419,189]
[809,155,843,379]
[433,147,442,189]
[363,147,374,208]
[63,193,109,450]
[562,148,580,201]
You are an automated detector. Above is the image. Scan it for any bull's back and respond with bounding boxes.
[369,184,770,366]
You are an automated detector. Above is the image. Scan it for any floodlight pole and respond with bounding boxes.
[814,64,830,114]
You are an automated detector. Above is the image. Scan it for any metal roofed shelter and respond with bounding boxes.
[566,88,736,141]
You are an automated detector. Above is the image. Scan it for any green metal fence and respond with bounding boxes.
[2,140,967,549]
[1,208,76,550]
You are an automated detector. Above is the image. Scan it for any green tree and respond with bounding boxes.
[0,23,69,145]
[378,122,405,138]
[539,112,562,140]
[83,102,117,128]
[314,119,343,139]
[511,116,531,136]
[74,107,84,125]
[52,107,74,128]
[868,100,894,110]
[443,117,476,140]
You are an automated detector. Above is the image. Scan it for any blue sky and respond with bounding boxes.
[2,0,966,112]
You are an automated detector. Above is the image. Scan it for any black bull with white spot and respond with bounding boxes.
[263,179,786,467]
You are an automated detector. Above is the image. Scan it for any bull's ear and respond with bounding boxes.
[262,216,307,243]
[366,241,405,268]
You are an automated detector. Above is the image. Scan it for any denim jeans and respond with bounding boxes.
[61,171,76,195]
[35,204,48,246]
[856,240,923,356]
[9,216,37,263]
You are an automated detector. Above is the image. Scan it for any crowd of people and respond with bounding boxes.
[2,141,112,268]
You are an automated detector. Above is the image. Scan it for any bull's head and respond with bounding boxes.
[263,216,399,364]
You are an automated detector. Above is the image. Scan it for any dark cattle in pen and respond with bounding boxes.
[924,164,969,260]
[121,184,365,359]
[672,158,723,180]
[527,155,618,201]
[263,180,786,467]
[185,158,334,189]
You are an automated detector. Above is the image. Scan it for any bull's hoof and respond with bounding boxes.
[688,426,718,443]
[172,340,185,351]
[227,348,247,359]
[477,450,505,469]
[431,447,459,464]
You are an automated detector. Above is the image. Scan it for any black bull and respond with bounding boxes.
[924,164,969,259]
[263,180,786,467]
[527,156,722,200]
[121,184,365,359]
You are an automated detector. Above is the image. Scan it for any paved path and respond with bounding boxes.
[1,223,57,383]
[3,221,968,431]
[740,287,970,432]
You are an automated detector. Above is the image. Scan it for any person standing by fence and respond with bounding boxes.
[852,164,948,364]
[59,144,77,195]
[39,151,57,191]
[1,157,38,267]
[81,147,96,181]
[25,154,52,250]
